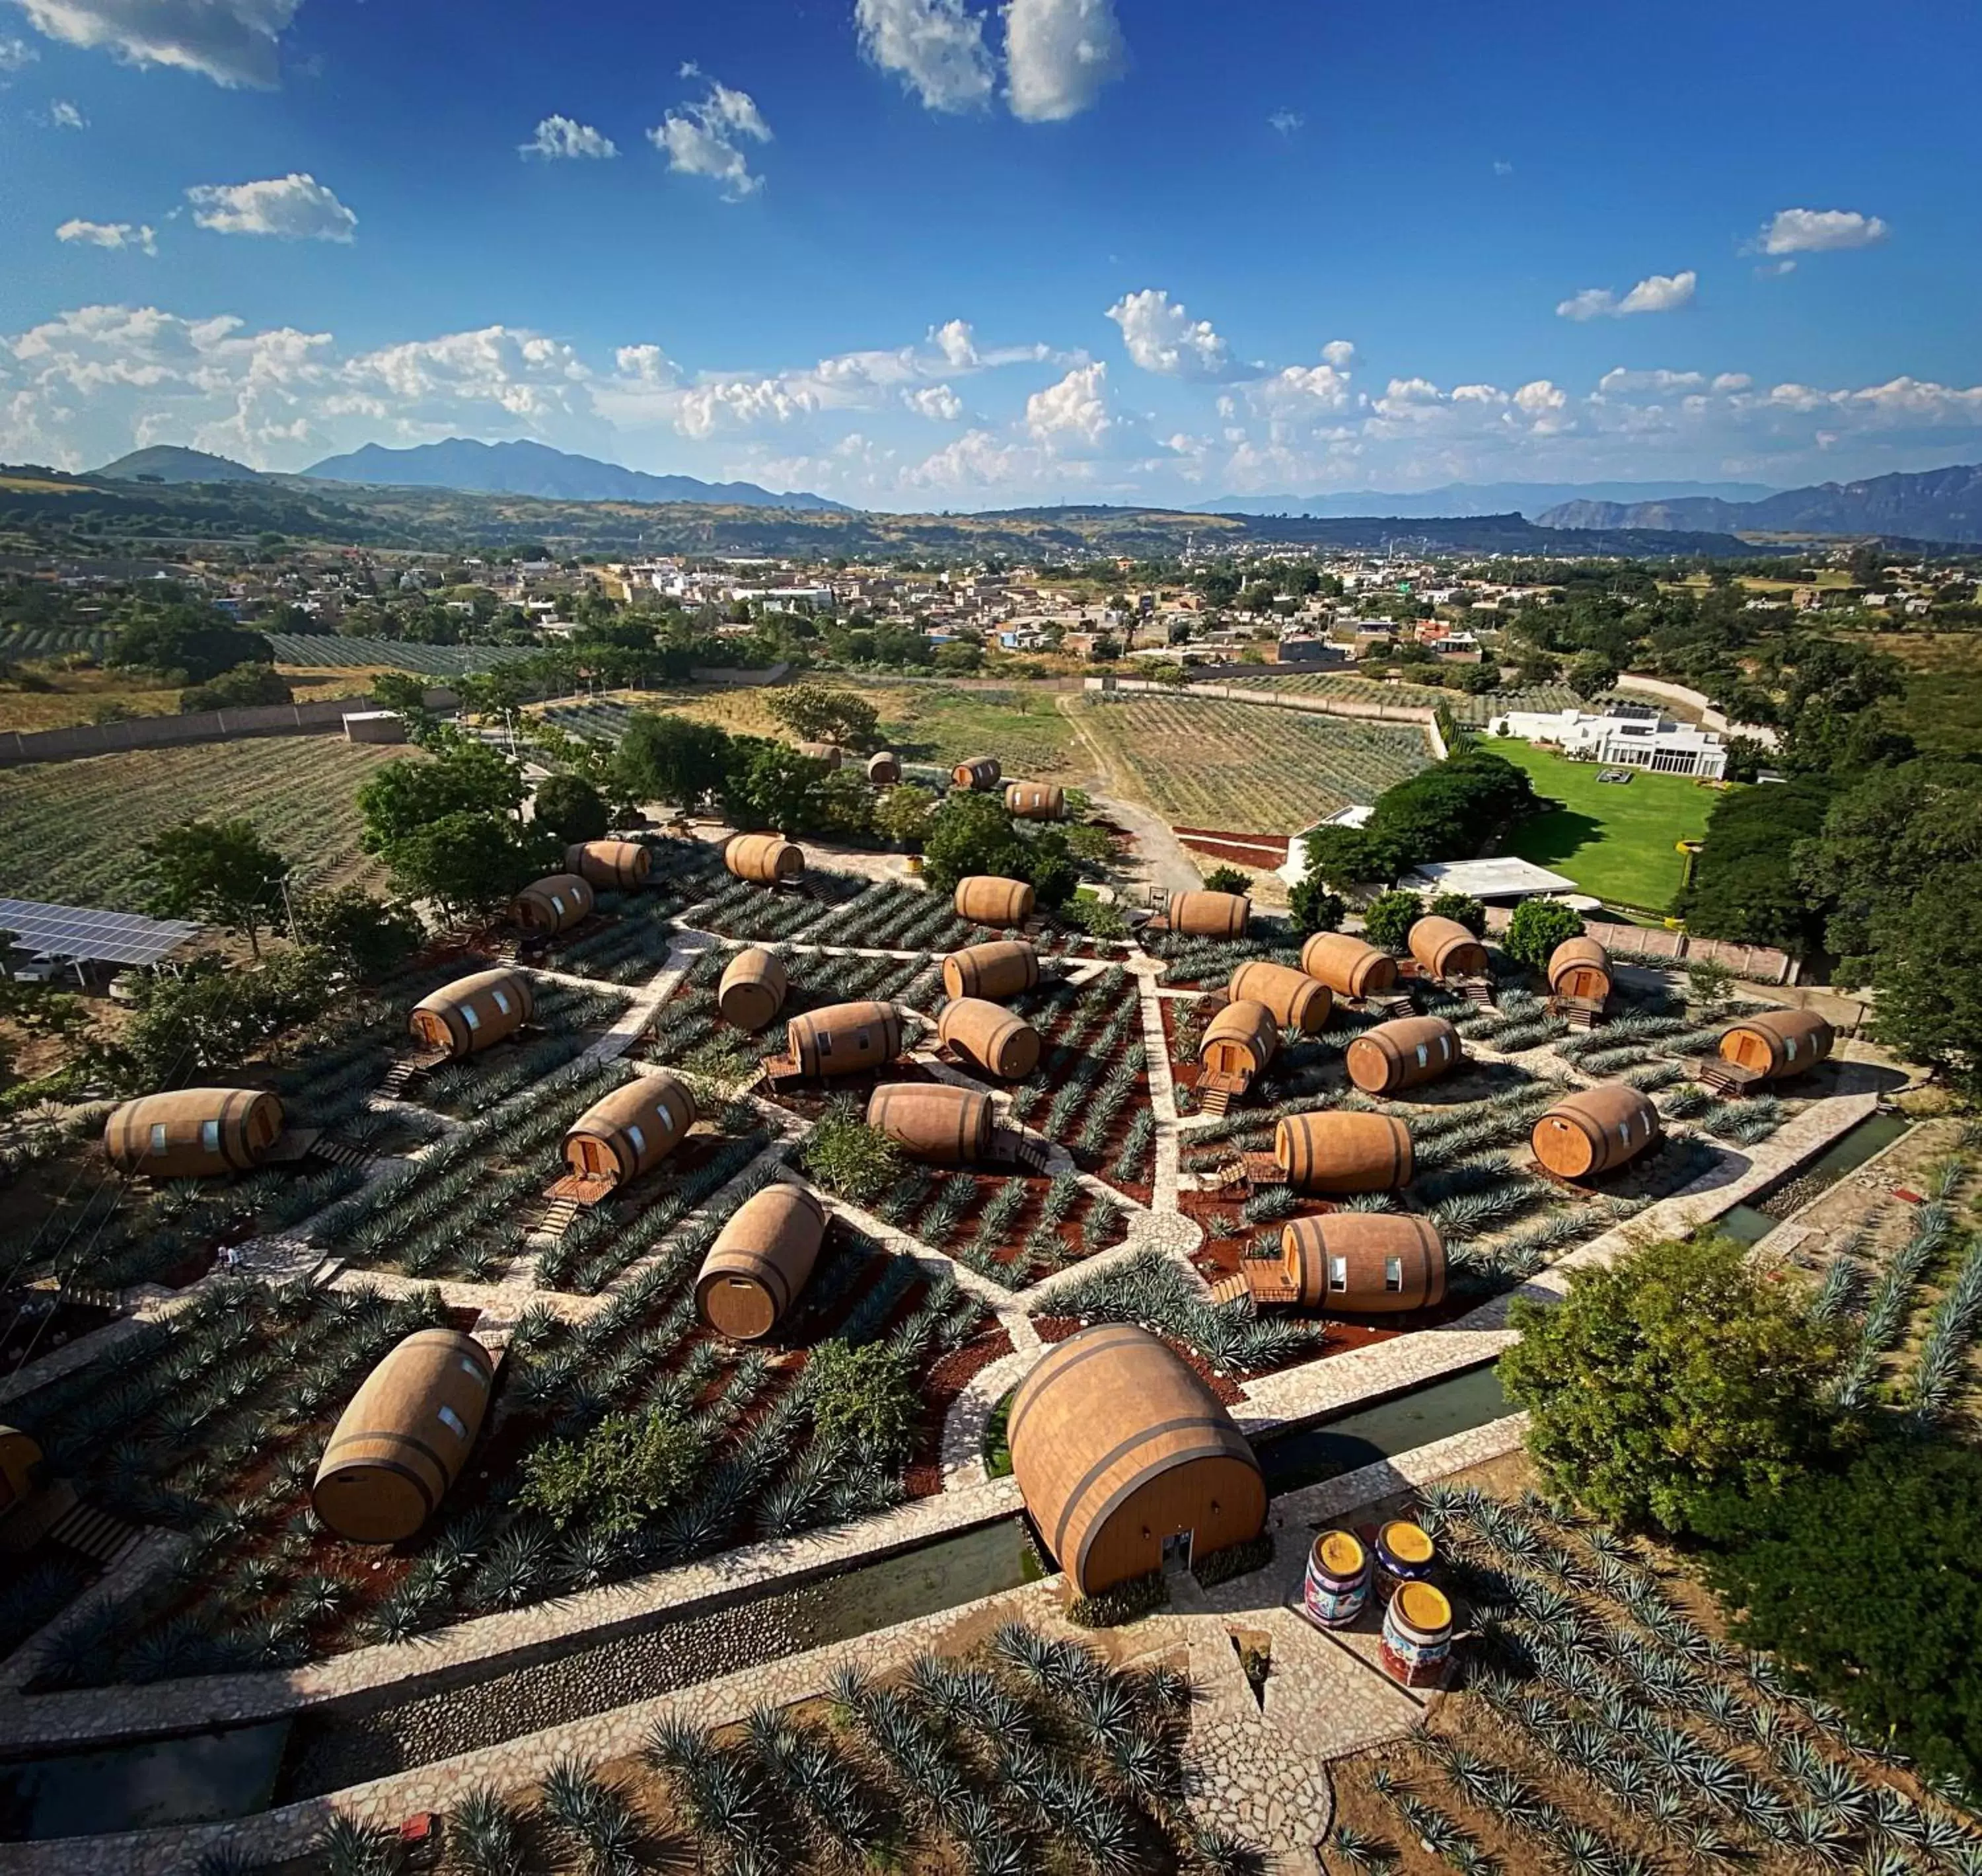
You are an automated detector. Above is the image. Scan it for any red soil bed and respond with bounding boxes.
[904,1322,1015,1498]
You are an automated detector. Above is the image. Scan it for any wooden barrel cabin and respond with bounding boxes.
[725,832,807,885]
[1345,1016,1463,1097]
[952,756,1002,791]
[1005,782,1066,822]
[867,1083,995,1163]
[512,873,595,937]
[1531,1086,1660,1181]
[1199,999,1280,1082]
[1408,916,1488,981]
[953,876,1035,927]
[938,998,1041,1079]
[867,750,902,785]
[942,939,1040,1003]
[696,1183,828,1342]
[1230,960,1333,1036]
[409,968,534,1060]
[1281,1215,1446,1313]
[103,1089,285,1179]
[1008,1324,1266,1596]
[796,741,844,768]
[561,1073,696,1189]
[718,948,789,1032]
[1547,935,1613,1005]
[311,1330,495,1545]
[1717,1009,1835,1081]
[786,1001,904,1079]
[565,840,652,892]
[1275,1112,1414,1193]
[1165,890,1250,939]
[1299,933,1398,1000]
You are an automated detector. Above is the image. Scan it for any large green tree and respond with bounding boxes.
[1504,898,1585,970]
[767,683,882,748]
[532,772,609,844]
[117,951,332,1088]
[110,607,273,685]
[1675,777,1833,954]
[294,887,423,983]
[140,818,290,956]
[357,740,527,853]
[1502,1234,1842,1536]
[616,711,732,811]
[382,811,543,919]
[921,791,1076,906]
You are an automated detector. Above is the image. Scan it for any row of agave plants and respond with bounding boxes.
[1007,966,1151,1182]
[793,877,990,953]
[310,1622,1259,1876]
[1041,1246,1321,1375]
[871,1163,1125,1290]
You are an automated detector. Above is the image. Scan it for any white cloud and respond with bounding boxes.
[49,98,85,126]
[1492,159,1514,176]
[1268,108,1302,136]
[56,218,155,254]
[1105,288,1237,381]
[903,382,965,421]
[612,344,680,389]
[856,0,995,112]
[186,173,357,242]
[1712,373,1751,393]
[520,114,617,160]
[930,318,980,369]
[9,0,301,88]
[649,70,772,200]
[1003,0,1125,122]
[673,376,819,439]
[1321,339,1356,369]
[1249,359,1352,419]
[1760,207,1888,255]
[1597,367,1706,396]
[1025,361,1122,452]
[1557,270,1696,320]
[0,35,39,71]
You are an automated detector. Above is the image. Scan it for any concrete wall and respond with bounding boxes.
[0,688,457,767]
[1479,903,1800,986]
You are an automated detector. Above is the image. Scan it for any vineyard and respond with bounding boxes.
[264,635,540,676]
[1073,694,1430,832]
[0,624,119,661]
[1235,672,1585,725]
[0,737,413,908]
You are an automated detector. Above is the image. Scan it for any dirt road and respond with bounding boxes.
[1058,694,1203,900]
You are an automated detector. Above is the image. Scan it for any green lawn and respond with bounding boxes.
[1483,737,1719,914]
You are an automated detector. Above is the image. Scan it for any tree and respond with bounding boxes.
[519,1406,704,1538]
[1503,899,1584,969]
[768,684,881,749]
[110,608,272,684]
[873,783,936,849]
[1677,778,1833,954]
[117,951,332,1088]
[1502,1235,1842,1537]
[1426,891,1486,936]
[801,1095,904,1204]
[723,740,835,835]
[1863,869,1982,1099]
[1200,865,1251,896]
[1300,826,1381,891]
[1566,652,1620,700]
[1698,1429,1982,1787]
[616,712,732,811]
[532,773,609,844]
[357,741,527,853]
[1361,889,1422,953]
[920,791,1077,906]
[1455,661,1502,696]
[179,663,293,713]
[1287,877,1346,937]
[295,887,423,982]
[382,811,540,920]
[140,818,289,957]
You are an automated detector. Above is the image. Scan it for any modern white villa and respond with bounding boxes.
[1488,704,1728,779]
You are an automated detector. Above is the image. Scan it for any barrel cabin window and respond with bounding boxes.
[550,893,566,917]
[817,1030,833,1058]
[462,1005,480,1033]
[1385,1256,1405,1293]
[1328,1254,1348,1292]
[492,988,511,1016]
[458,1357,486,1385]
[149,1122,168,1155]
[1414,1044,1429,1068]
[625,1122,647,1159]
[435,1403,468,1439]
[201,1119,221,1153]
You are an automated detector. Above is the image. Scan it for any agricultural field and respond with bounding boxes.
[1859,631,1982,756]
[1483,737,1718,914]
[263,633,541,676]
[0,735,418,909]
[1072,693,1430,832]
[1234,672,1584,726]
[0,622,119,662]
[0,663,369,735]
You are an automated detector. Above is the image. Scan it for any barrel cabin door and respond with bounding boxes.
[410,1009,453,1054]
[568,1136,617,1179]
[1200,1036,1254,1092]
[1721,1028,1776,1077]
[1558,963,1606,1003]
[1161,1529,1194,1574]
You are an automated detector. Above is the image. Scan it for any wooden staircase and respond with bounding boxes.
[380,1048,447,1100]
[1364,994,1417,1021]
[1551,996,1605,1031]
[311,1136,373,1171]
[46,1499,143,1569]
[1697,1056,1756,1096]
[996,1130,1055,1174]
[1196,1069,1250,1120]
[534,1196,583,1239]
[1455,977,1496,1008]
[1209,1266,1301,1311]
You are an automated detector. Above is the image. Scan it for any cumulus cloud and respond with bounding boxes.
[612,344,680,389]
[56,218,155,253]
[1106,289,1239,381]
[520,114,617,160]
[1025,362,1117,450]
[1321,340,1356,369]
[1597,367,1707,396]
[1249,359,1353,420]
[49,98,85,126]
[1759,207,1889,254]
[1267,108,1302,136]
[9,0,302,88]
[186,173,357,242]
[1557,270,1696,320]
[0,35,38,70]
[856,0,994,112]
[649,68,772,200]
[1003,0,1125,122]
[903,383,965,421]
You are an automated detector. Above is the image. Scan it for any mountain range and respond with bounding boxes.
[1535,464,1982,544]
[1208,480,1781,521]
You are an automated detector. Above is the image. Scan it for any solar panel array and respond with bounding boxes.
[0,898,201,968]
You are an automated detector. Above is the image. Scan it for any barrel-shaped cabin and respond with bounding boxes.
[718,948,788,1032]
[1281,1215,1446,1313]
[565,840,652,892]
[103,1089,285,1180]
[695,1183,828,1342]
[954,876,1035,928]
[410,968,534,1060]
[1547,935,1613,1005]
[1276,1112,1414,1193]
[867,1083,995,1163]
[1005,782,1066,822]
[1008,1324,1266,1596]
[1165,891,1250,939]
[785,1001,904,1079]
[1199,999,1280,1082]
[725,832,807,885]
[867,750,902,785]
[1230,961,1333,1036]
[938,998,1041,1079]
[562,1073,696,1189]
[942,939,1040,1003]
[311,1330,495,1545]
[1717,1009,1835,1081]
[1300,933,1398,1001]
[953,756,1002,791]
[1408,916,1488,981]
[512,873,595,936]
[796,741,844,768]
[1531,1086,1660,1181]
[1345,1016,1463,1097]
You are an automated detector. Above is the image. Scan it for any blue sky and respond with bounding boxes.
[1,0,1978,508]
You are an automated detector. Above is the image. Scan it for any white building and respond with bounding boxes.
[1489,704,1728,780]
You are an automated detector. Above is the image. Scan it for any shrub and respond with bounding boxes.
[1504,899,1585,970]
[1060,894,1128,939]
[1200,865,1251,896]
[1362,890,1422,953]
[1426,891,1486,937]
[532,772,609,844]
[1287,877,1345,938]
[801,1097,904,1204]
[1068,1569,1168,1628]
[807,1338,920,1463]
[519,1406,705,1537]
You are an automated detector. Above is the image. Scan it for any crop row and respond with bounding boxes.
[262,633,539,675]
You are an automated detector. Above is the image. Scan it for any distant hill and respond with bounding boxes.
[1209,480,1780,522]
[96,446,265,484]
[1537,464,1982,544]
[301,437,848,513]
